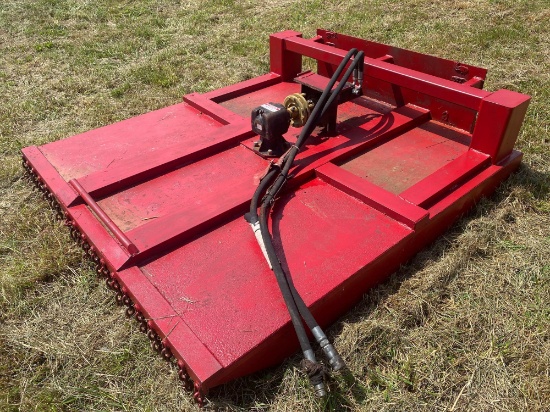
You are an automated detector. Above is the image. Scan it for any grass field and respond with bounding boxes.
[1,0,548,410]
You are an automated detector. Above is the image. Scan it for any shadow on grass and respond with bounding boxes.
[207,361,368,411]
[512,162,549,202]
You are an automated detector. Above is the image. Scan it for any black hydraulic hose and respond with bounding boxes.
[248,170,322,381]
[258,202,326,396]
[258,50,365,331]
[258,203,309,352]
[296,48,359,148]
[258,48,362,340]
[259,196,343,381]
[247,48,364,394]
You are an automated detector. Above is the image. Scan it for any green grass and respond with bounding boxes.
[1,0,549,410]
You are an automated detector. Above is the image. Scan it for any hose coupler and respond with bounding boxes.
[301,354,327,397]
[312,326,346,371]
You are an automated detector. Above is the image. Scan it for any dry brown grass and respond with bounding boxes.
[1,0,549,410]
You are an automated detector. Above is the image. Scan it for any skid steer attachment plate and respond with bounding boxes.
[22,30,530,400]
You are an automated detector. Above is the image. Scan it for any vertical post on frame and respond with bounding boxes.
[470,89,530,164]
[270,31,303,81]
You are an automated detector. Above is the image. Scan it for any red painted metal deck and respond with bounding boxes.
[22,30,530,400]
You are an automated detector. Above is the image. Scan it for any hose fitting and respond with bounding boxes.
[312,326,346,371]
[301,358,327,397]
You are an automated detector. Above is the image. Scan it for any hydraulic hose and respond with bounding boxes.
[283,269,345,371]
[255,197,344,371]
[296,48,360,147]
[320,52,365,119]
[258,203,325,396]
[262,49,365,330]
[249,177,317,348]
[248,48,365,395]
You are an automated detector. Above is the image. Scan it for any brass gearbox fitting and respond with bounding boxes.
[283,93,314,128]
